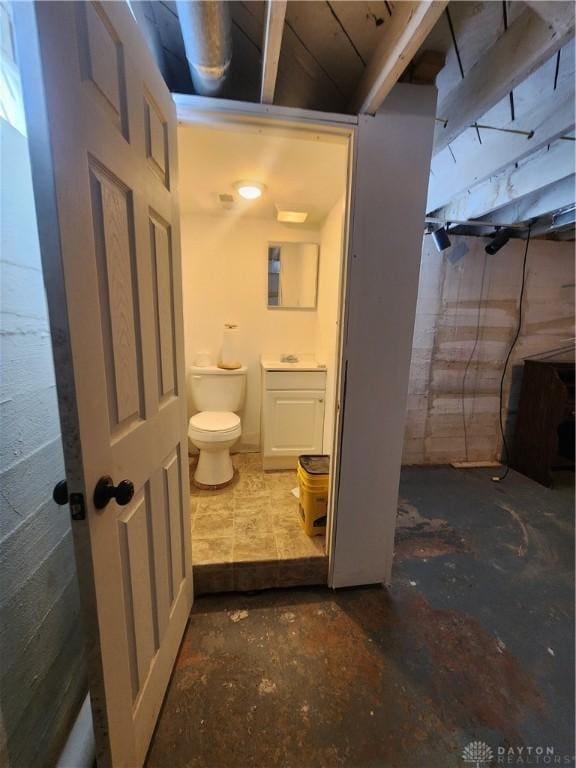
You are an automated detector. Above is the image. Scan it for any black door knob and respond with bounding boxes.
[53,480,69,505]
[94,476,135,510]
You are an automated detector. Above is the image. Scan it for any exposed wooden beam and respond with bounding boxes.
[350,1,447,114]
[481,175,576,226]
[525,1,575,32]
[430,140,575,221]
[434,5,575,154]
[426,216,525,230]
[407,50,446,84]
[529,205,576,237]
[260,0,287,104]
[427,81,575,212]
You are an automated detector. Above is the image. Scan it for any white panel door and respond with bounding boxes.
[264,390,325,456]
[14,3,192,766]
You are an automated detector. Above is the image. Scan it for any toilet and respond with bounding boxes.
[187,365,247,488]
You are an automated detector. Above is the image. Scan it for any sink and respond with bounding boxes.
[260,353,326,372]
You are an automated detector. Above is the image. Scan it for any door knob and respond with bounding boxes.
[94,476,134,510]
[53,480,69,505]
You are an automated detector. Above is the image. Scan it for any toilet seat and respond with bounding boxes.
[190,411,240,432]
[188,411,241,442]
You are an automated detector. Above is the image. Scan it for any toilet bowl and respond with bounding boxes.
[188,411,241,487]
[187,365,247,488]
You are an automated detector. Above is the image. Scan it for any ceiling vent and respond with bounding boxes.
[218,192,235,210]
[275,205,308,224]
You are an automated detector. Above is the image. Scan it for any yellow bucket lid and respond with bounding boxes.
[299,455,330,475]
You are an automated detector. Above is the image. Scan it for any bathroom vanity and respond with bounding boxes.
[261,356,327,470]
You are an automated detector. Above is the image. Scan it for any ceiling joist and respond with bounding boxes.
[428,79,575,212]
[434,4,575,154]
[431,139,575,222]
[525,1,575,31]
[481,174,576,228]
[350,0,448,114]
[260,0,287,105]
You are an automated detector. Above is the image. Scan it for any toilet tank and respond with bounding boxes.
[188,366,247,412]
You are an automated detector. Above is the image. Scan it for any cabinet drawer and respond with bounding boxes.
[265,370,326,390]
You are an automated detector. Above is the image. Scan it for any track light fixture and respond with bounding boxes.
[485,228,512,255]
[431,226,451,252]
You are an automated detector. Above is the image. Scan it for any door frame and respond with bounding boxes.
[173,93,357,587]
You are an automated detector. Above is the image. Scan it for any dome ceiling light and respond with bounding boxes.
[234,181,266,200]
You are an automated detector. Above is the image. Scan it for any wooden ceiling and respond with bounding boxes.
[230,1,396,111]
[137,1,575,239]
[140,1,566,112]
[138,1,397,110]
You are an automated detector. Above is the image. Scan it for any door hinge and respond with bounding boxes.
[69,492,86,521]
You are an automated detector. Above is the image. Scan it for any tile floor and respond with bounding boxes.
[190,453,327,593]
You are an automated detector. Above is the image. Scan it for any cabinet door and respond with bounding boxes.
[264,390,325,457]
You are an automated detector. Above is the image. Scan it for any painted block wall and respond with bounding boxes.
[402,234,575,465]
[0,118,86,767]
[180,212,343,452]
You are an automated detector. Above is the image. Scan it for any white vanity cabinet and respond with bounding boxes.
[261,366,326,470]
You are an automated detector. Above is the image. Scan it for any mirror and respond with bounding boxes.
[267,242,319,309]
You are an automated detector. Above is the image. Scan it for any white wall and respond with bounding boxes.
[331,85,438,587]
[403,234,575,464]
[181,202,346,454]
[0,118,86,766]
[317,196,345,451]
[181,214,322,450]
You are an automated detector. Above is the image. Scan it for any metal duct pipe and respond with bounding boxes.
[176,1,232,96]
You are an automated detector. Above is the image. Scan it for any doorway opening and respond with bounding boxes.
[177,117,350,593]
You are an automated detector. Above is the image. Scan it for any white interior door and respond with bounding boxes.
[14,3,192,766]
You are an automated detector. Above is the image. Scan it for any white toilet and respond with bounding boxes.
[187,365,247,488]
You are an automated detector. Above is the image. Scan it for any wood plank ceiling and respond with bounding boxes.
[148,1,397,111]
[140,0,575,240]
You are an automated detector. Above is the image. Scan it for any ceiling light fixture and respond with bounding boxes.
[276,205,308,224]
[431,226,451,252]
[485,228,512,254]
[234,181,265,200]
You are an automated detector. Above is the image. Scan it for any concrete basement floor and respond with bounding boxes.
[146,467,575,768]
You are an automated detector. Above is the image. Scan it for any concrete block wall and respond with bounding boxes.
[402,235,575,465]
[0,119,87,766]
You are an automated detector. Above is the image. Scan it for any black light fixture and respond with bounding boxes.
[431,226,451,252]
[485,228,512,254]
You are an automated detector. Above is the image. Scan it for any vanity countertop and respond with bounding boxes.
[260,354,327,372]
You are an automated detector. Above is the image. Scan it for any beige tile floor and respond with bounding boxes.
[190,453,326,567]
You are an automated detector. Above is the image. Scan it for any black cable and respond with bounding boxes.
[492,227,532,482]
[502,1,516,122]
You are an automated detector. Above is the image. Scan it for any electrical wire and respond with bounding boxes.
[492,227,532,482]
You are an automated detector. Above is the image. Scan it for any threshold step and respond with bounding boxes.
[194,556,328,596]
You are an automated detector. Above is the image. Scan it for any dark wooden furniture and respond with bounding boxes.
[511,359,575,486]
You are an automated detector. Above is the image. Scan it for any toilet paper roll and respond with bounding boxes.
[194,352,211,367]
[219,324,242,370]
